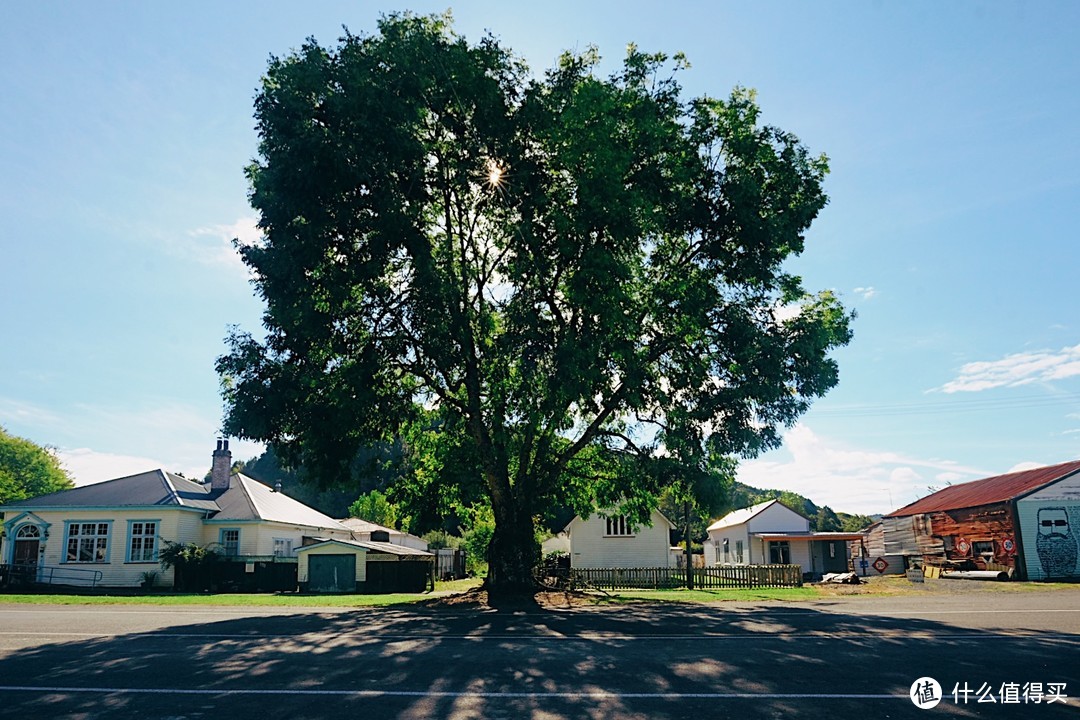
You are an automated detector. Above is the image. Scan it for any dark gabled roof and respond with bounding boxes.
[0,470,348,532]
[1,470,217,511]
[885,459,1080,517]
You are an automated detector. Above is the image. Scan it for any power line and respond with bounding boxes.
[813,391,1080,418]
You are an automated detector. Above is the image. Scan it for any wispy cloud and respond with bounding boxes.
[853,286,877,301]
[0,398,65,430]
[185,216,260,276]
[939,343,1080,393]
[0,396,264,485]
[738,424,990,515]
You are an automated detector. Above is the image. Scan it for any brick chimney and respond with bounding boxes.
[211,439,232,491]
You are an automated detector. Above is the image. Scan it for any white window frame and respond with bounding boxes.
[220,528,240,557]
[64,521,112,564]
[604,516,633,537]
[769,540,791,565]
[126,520,159,563]
[272,537,294,558]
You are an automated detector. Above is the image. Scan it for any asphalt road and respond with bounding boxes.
[0,591,1078,719]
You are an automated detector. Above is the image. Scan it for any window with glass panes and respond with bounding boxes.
[66,522,110,563]
[769,540,791,564]
[128,521,158,562]
[220,529,240,556]
[604,516,633,536]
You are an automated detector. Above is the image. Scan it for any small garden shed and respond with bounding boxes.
[296,538,434,593]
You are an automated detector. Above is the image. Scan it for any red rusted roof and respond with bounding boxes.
[885,459,1080,517]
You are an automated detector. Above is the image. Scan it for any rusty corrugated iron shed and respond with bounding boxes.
[885,459,1080,517]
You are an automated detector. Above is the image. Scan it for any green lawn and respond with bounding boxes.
[1,576,1074,607]
[601,586,821,604]
[0,578,484,607]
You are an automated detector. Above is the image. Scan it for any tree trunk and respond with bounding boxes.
[485,496,539,598]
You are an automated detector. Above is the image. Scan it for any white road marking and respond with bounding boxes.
[0,685,907,700]
[0,631,1076,641]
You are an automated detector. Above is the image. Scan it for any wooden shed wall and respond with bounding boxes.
[884,502,1018,569]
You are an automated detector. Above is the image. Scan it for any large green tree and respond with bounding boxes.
[218,13,852,596]
[0,427,74,504]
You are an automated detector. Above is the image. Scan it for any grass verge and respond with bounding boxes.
[599,587,821,604]
[0,578,484,607]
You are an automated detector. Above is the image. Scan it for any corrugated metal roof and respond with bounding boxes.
[297,537,433,557]
[706,500,778,531]
[339,518,397,534]
[213,475,352,531]
[885,459,1080,517]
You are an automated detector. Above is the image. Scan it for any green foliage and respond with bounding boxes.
[217,13,852,594]
[157,540,221,571]
[0,427,74,504]
[347,489,399,527]
[158,540,222,591]
[459,505,496,577]
[838,512,876,532]
[420,530,462,551]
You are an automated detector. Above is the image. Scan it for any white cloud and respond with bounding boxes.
[59,448,170,486]
[1,396,265,485]
[737,424,990,515]
[939,343,1080,393]
[185,216,260,276]
[1007,461,1044,473]
[852,286,877,300]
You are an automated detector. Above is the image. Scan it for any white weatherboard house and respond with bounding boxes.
[557,509,676,569]
[0,441,355,590]
[704,499,861,577]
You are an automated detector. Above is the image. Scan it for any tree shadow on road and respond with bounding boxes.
[0,600,1077,719]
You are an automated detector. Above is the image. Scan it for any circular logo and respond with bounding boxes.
[956,537,970,555]
[872,557,889,573]
[1003,538,1015,552]
[910,677,942,709]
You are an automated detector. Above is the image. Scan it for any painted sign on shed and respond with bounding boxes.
[1017,470,1080,581]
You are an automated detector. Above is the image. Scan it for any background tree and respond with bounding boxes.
[218,13,852,596]
[0,426,74,504]
[347,489,400,528]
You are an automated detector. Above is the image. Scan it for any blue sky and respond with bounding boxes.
[2,2,1078,515]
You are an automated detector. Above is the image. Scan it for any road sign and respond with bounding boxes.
[872,557,889,573]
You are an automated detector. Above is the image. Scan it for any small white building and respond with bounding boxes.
[338,518,429,551]
[704,499,860,577]
[559,509,675,569]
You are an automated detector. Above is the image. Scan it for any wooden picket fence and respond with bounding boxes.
[567,564,802,591]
